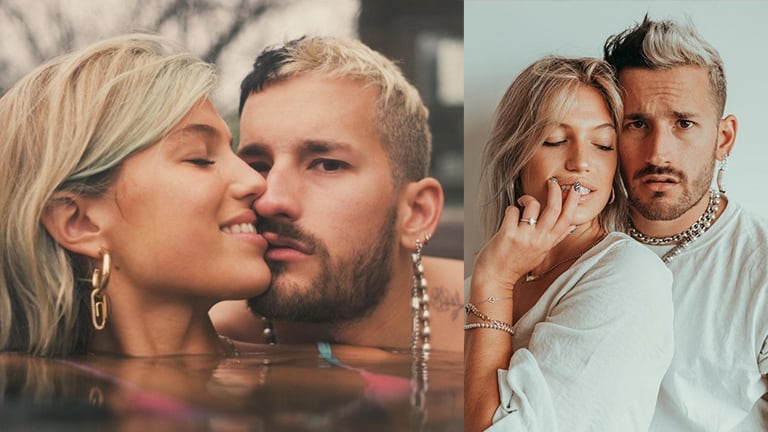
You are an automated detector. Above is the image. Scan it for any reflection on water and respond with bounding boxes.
[0,345,462,431]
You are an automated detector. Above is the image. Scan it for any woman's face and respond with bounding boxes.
[96,98,270,302]
[520,85,617,225]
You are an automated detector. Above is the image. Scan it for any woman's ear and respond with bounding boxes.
[397,177,444,250]
[40,192,105,258]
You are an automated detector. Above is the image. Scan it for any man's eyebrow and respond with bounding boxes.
[623,111,699,120]
[238,140,355,158]
[672,111,698,119]
[299,140,354,160]
[237,142,270,158]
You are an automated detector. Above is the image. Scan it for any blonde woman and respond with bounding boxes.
[0,34,270,357]
[465,57,674,431]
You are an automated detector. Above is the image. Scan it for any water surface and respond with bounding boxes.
[0,344,462,431]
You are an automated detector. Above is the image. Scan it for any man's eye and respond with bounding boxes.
[678,119,694,129]
[247,161,271,174]
[311,159,347,172]
[625,120,646,129]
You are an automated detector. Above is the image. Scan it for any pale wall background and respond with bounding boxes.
[465,0,768,276]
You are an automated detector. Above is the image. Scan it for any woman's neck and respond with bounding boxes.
[89,291,226,357]
[532,221,605,276]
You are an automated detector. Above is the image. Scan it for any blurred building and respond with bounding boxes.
[359,0,463,258]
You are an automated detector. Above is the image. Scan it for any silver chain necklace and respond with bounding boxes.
[628,190,720,264]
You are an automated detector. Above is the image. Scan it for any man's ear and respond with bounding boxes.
[716,114,737,160]
[40,192,106,258]
[397,177,444,249]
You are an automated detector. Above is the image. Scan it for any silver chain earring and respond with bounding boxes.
[716,157,728,194]
[410,233,431,353]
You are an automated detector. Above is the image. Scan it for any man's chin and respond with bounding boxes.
[630,192,692,221]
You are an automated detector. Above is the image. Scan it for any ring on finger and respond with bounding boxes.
[519,217,537,226]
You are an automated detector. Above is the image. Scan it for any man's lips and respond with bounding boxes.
[641,174,680,184]
[261,232,313,255]
[638,174,680,192]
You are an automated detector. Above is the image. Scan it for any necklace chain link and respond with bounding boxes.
[628,190,720,264]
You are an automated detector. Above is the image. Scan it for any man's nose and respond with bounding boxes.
[252,167,302,220]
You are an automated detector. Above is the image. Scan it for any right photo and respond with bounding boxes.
[464,1,768,431]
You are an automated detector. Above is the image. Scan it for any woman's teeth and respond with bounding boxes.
[221,223,257,234]
[561,184,591,195]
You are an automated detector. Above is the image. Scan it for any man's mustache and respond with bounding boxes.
[256,218,319,254]
[633,164,687,182]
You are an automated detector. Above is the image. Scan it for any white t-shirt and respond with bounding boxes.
[469,232,674,431]
[644,199,768,432]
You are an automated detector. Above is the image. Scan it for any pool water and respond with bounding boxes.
[0,345,462,431]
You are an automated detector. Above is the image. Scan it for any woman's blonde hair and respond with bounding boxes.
[479,56,627,240]
[0,34,217,356]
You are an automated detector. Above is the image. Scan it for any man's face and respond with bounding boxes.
[238,74,400,323]
[618,66,720,221]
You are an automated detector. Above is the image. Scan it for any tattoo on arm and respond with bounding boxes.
[430,286,464,321]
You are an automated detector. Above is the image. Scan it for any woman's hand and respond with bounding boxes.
[470,178,580,300]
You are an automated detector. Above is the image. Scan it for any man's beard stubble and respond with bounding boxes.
[626,150,716,221]
[247,207,398,324]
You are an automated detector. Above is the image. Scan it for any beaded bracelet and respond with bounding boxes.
[464,322,515,335]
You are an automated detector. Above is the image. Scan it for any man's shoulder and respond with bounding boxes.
[423,255,463,300]
[722,200,768,252]
[423,256,463,285]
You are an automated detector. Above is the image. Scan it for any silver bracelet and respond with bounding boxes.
[463,322,515,335]
[477,295,514,305]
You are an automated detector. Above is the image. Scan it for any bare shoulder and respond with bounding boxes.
[209,300,265,344]
[421,256,464,352]
[423,256,463,279]
[423,256,463,295]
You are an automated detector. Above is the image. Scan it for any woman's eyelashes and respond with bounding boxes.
[543,140,566,147]
[186,158,216,166]
[542,139,614,151]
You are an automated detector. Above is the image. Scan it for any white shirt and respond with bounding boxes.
[645,199,768,432]
[470,232,674,431]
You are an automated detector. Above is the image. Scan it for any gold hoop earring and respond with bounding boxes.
[90,249,111,331]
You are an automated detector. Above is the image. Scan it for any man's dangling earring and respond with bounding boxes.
[716,156,728,194]
[90,248,111,331]
[262,316,277,345]
[411,233,431,353]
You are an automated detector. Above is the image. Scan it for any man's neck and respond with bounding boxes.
[630,191,728,238]
[325,255,414,349]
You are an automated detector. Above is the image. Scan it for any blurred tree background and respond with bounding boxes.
[0,0,462,258]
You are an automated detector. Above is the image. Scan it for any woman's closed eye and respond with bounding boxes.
[186,158,215,166]
[593,143,615,151]
[542,140,566,147]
